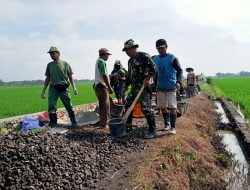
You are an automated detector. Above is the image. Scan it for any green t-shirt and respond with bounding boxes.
[98,58,107,76]
[45,60,73,86]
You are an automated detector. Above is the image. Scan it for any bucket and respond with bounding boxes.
[108,118,126,138]
[133,103,144,118]
[110,104,124,118]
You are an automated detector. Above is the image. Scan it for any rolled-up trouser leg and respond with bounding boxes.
[94,84,110,125]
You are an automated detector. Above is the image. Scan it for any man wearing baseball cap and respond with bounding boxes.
[153,39,183,135]
[122,39,156,139]
[94,48,113,129]
[41,46,79,128]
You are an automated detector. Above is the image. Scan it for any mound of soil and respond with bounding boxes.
[131,94,229,190]
[0,128,147,190]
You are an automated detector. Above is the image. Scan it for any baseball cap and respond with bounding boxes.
[156,39,167,48]
[99,48,112,55]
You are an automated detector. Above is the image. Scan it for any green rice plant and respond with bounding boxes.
[0,83,97,119]
[204,77,250,119]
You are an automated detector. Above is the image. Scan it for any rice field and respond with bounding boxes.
[0,83,97,119]
[203,77,250,119]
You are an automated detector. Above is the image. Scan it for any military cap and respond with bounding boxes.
[117,69,126,80]
[122,39,139,51]
[47,46,60,53]
[99,48,112,55]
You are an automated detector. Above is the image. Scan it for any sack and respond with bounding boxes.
[54,83,69,92]
[21,116,42,131]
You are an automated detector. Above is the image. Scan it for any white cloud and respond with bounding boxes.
[0,0,249,81]
[171,0,250,42]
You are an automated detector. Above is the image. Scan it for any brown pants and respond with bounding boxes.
[94,84,110,125]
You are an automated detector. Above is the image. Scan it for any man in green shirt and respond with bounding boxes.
[94,48,113,129]
[41,46,78,127]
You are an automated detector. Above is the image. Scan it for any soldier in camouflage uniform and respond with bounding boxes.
[122,39,156,139]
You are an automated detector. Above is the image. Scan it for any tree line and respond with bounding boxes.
[216,71,250,78]
[0,79,94,86]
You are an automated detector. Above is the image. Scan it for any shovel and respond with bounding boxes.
[122,84,145,124]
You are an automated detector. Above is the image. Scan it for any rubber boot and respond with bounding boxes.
[162,112,170,131]
[144,115,156,139]
[49,113,57,128]
[69,112,79,128]
[170,114,177,135]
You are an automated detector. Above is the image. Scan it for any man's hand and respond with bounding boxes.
[73,88,78,95]
[143,78,151,86]
[41,86,47,99]
[108,86,114,94]
[121,87,128,94]
[175,82,181,90]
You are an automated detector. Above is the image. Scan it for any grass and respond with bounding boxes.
[0,83,97,119]
[202,77,250,119]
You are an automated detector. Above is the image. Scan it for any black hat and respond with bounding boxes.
[186,67,194,72]
[156,39,167,48]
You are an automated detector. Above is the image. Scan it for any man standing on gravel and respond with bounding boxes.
[122,39,156,139]
[153,39,183,135]
[41,46,79,128]
[94,48,113,129]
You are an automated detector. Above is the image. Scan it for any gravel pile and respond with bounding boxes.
[0,128,148,190]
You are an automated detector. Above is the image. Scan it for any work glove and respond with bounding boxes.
[41,86,47,99]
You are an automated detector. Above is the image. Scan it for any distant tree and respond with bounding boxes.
[0,79,4,86]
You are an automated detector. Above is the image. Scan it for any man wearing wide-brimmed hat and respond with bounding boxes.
[186,67,196,97]
[94,48,113,129]
[41,46,79,128]
[122,39,156,139]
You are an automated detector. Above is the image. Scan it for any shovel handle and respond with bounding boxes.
[123,84,145,123]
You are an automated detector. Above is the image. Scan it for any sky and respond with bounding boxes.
[0,0,250,81]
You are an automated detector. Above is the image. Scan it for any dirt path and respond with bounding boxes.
[0,94,229,190]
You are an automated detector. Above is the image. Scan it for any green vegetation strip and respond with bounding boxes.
[0,83,97,119]
[202,77,250,119]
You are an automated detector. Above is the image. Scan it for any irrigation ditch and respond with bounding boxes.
[215,100,249,189]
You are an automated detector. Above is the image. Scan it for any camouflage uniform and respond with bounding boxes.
[124,51,156,132]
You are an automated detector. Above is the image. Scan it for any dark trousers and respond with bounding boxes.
[94,84,110,125]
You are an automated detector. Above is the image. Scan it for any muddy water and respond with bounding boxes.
[215,101,249,190]
[236,104,250,125]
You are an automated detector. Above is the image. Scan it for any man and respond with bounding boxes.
[153,39,183,135]
[41,46,78,127]
[122,39,156,139]
[186,67,196,97]
[94,48,113,129]
[110,60,125,102]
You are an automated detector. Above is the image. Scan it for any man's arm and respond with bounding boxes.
[69,75,78,95]
[98,59,113,94]
[124,62,131,89]
[143,54,156,85]
[173,58,183,84]
[103,75,113,94]
[41,76,50,99]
